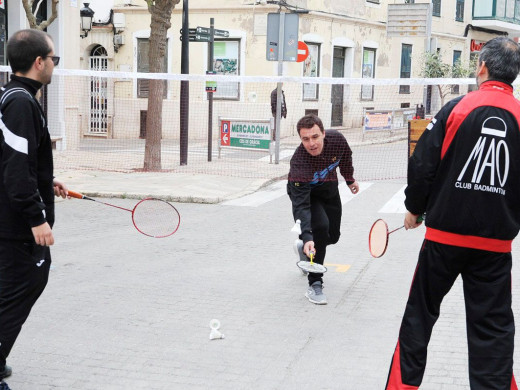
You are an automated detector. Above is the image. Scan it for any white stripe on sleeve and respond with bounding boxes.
[0,112,28,155]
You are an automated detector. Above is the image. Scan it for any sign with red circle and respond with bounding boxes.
[297,41,309,63]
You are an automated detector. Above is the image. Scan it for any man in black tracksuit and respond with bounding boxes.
[287,114,359,305]
[386,37,520,390]
[0,30,68,390]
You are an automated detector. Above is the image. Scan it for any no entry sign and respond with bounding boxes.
[297,41,309,63]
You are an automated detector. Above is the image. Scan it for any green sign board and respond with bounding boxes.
[220,119,271,150]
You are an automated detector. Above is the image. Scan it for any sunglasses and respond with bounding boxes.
[43,55,60,66]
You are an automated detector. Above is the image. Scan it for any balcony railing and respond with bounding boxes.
[473,0,520,24]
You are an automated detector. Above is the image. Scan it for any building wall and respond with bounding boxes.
[67,1,504,142]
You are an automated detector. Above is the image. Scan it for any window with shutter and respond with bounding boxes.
[400,44,412,94]
[456,0,464,21]
[432,0,441,16]
[137,38,168,99]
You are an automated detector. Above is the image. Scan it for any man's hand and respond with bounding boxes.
[348,181,360,194]
[404,211,423,230]
[31,222,54,246]
[53,178,68,199]
[303,241,316,258]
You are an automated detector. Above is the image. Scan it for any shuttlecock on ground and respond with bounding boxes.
[291,219,301,235]
[209,319,225,340]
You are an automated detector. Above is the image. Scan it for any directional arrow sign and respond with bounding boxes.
[221,120,231,146]
[214,29,229,38]
[188,34,211,42]
[180,28,200,35]
[180,27,229,38]
[196,26,211,35]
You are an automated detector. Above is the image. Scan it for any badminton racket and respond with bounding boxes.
[368,215,424,258]
[68,190,180,238]
[296,251,327,274]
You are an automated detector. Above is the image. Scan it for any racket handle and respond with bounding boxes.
[417,214,425,223]
[67,190,85,199]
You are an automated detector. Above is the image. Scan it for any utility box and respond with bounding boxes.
[113,13,126,29]
[114,34,125,45]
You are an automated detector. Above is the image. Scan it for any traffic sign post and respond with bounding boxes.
[266,13,299,62]
[266,12,299,165]
[179,22,230,162]
[180,26,229,43]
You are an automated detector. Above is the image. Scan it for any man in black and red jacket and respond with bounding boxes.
[287,114,359,305]
[386,37,520,390]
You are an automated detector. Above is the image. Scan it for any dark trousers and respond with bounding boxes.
[386,240,517,390]
[0,239,51,368]
[307,194,342,285]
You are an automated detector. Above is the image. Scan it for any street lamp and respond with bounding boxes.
[80,3,95,38]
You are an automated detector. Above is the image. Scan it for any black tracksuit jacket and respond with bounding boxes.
[406,79,520,252]
[0,75,54,240]
[287,130,355,243]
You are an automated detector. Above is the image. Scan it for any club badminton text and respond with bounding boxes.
[454,116,509,196]
[455,181,506,195]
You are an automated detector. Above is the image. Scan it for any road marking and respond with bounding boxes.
[378,184,407,213]
[222,180,287,207]
[258,149,294,162]
[223,181,374,207]
[324,263,351,273]
[339,181,372,205]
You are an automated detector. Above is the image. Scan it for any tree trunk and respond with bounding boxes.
[143,0,179,171]
[437,84,446,110]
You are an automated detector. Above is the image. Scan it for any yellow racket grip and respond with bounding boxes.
[309,251,315,264]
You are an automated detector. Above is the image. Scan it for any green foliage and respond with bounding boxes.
[420,52,475,79]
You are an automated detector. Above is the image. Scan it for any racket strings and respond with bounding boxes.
[369,219,389,258]
[132,199,180,238]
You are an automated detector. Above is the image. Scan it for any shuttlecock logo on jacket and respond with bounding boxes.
[455,116,508,196]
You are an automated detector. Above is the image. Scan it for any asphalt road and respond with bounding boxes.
[5,179,520,389]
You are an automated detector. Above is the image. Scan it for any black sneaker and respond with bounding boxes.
[0,366,11,380]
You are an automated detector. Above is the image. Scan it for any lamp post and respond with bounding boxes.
[80,3,95,38]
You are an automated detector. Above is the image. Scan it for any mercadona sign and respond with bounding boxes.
[220,118,272,150]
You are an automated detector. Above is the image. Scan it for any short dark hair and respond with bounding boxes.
[7,29,53,74]
[479,36,520,84]
[296,114,325,135]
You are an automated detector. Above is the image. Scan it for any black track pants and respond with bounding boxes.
[0,239,51,368]
[386,240,516,390]
[307,194,342,285]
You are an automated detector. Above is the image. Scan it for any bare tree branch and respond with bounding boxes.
[22,0,59,30]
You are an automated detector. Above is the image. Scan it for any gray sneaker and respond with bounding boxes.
[293,239,309,275]
[305,281,327,305]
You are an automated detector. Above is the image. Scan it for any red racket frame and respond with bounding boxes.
[368,218,390,258]
[67,190,180,238]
